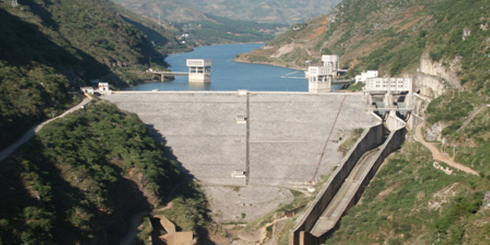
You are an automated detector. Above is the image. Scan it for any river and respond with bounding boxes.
[125,43,308,92]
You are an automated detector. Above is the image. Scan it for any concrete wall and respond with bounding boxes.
[105,92,380,225]
[291,122,384,245]
[291,113,407,245]
[350,114,406,219]
[309,81,332,93]
[385,111,407,132]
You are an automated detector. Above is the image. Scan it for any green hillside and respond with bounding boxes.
[0,0,186,149]
[0,102,209,244]
[110,0,341,45]
[175,14,289,46]
[237,0,490,243]
[239,0,489,81]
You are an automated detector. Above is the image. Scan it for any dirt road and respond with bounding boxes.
[0,97,91,162]
[414,122,479,176]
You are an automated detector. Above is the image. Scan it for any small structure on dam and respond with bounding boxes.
[148,58,213,82]
[308,55,350,92]
[321,54,340,71]
[308,66,334,93]
[187,59,213,83]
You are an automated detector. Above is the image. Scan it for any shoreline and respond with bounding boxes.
[167,41,268,56]
[233,57,304,71]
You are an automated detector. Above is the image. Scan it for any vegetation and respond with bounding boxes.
[346,82,365,92]
[239,0,490,80]
[326,142,490,244]
[0,0,185,149]
[0,102,210,244]
[158,183,211,233]
[176,14,288,45]
[235,0,490,243]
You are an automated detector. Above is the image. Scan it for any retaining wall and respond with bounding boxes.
[290,121,384,245]
[291,113,406,245]
[351,113,407,221]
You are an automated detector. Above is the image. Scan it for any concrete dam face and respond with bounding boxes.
[105,92,378,222]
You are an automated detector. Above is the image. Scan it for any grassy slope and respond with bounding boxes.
[293,0,490,243]
[327,142,490,244]
[0,0,185,149]
[237,0,490,243]
[239,0,490,78]
[0,101,209,244]
[176,14,288,46]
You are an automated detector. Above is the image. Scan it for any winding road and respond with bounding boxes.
[414,122,479,176]
[0,97,91,162]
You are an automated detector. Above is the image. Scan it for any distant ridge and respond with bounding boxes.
[111,0,341,25]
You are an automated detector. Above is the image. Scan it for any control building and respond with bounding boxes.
[187,59,213,83]
[321,55,340,72]
[308,66,334,93]
[308,55,340,93]
[365,77,413,116]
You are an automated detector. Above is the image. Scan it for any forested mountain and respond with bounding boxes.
[111,0,341,25]
[0,102,209,244]
[238,0,490,243]
[0,0,186,149]
[2,0,490,243]
[0,1,209,244]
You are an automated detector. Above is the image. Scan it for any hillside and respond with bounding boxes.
[111,0,341,25]
[0,101,210,244]
[0,0,185,149]
[237,0,489,80]
[237,0,490,243]
[173,14,289,46]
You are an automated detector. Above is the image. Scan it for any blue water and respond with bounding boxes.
[126,43,308,91]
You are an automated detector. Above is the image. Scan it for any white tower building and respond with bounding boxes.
[321,55,340,73]
[308,66,333,93]
[187,59,213,83]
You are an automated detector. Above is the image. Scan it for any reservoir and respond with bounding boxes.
[126,43,308,92]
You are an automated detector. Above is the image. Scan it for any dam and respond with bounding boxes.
[104,91,379,223]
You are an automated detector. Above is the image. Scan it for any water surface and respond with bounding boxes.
[125,44,307,91]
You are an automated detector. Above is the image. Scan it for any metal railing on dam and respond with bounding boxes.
[291,113,407,245]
